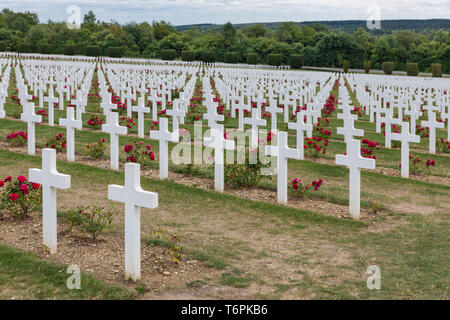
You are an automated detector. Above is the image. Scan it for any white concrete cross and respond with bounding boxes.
[266,99,283,132]
[441,106,450,141]
[337,114,364,145]
[288,111,312,159]
[132,95,150,138]
[335,139,375,219]
[383,114,401,149]
[59,107,82,162]
[391,122,420,178]
[148,92,162,121]
[204,124,235,192]
[44,86,58,126]
[149,117,179,180]
[265,131,300,204]
[204,101,224,129]
[421,111,444,154]
[405,103,422,135]
[108,163,158,281]
[29,148,71,254]
[102,112,128,170]
[244,106,266,148]
[166,99,185,131]
[235,102,250,130]
[20,102,42,155]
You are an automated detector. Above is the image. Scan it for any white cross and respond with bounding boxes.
[204,124,235,192]
[382,114,401,149]
[441,106,450,141]
[29,149,71,254]
[337,114,364,145]
[148,92,162,121]
[391,122,420,178]
[421,111,444,154]
[288,111,312,159]
[166,99,186,131]
[108,163,158,281]
[335,139,375,219]
[404,103,422,135]
[266,99,283,132]
[265,131,300,204]
[149,117,179,180]
[204,101,224,129]
[44,86,58,126]
[102,112,128,170]
[20,102,42,155]
[244,106,266,148]
[235,102,250,130]
[59,107,82,162]
[132,95,150,138]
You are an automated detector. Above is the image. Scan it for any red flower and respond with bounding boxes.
[4,176,12,182]
[10,193,19,201]
[17,175,27,183]
[0,180,3,187]
[32,183,40,189]
[292,183,299,190]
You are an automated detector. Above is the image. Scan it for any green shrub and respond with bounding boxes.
[0,41,7,52]
[37,43,52,54]
[406,62,419,76]
[86,138,107,159]
[382,62,394,75]
[289,54,304,69]
[201,51,216,63]
[343,60,349,73]
[108,47,123,58]
[247,53,258,65]
[267,53,283,66]
[181,50,195,61]
[364,61,371,74]
[160,49,177,60]
[224,52,237,63]
[64,44,76,56]
[431,63,442,77]
[224,154,270,188]
[85,45,100,57]
[17,43,30,53]
[62,205,113,240]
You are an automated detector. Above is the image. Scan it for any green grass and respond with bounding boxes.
[0,244,134,300]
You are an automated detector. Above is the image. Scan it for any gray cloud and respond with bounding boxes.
[1,0,449,25]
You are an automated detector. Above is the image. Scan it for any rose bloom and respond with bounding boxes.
[17,175,27,183]
[10,193,19,201]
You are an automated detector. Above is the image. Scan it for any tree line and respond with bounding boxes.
[0,9,449,73]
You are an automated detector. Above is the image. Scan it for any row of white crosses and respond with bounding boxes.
[0,60,11,118]
[29,148,157,281]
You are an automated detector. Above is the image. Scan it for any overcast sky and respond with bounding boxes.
[2,0,450,26]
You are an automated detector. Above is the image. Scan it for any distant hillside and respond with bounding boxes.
[175,19,450,33]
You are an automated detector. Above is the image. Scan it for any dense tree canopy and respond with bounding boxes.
[0,9,449,72]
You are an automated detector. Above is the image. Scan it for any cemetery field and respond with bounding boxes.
[0,149,448,299]
[0,55,449,300]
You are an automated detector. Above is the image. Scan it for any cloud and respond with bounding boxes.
[1,0,449,25]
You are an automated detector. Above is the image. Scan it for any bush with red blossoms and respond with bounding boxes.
[36,109,48,118]
[86,114,105,130]
[415,125,430,138]
[6,131,27,146]
[401,154,437,176]
[291,178,323,199]
[46,133,67,152]
[437,138,450,153]
[0,175,42,219]
[123,141,155,167]
[119,116,136,129]
[361,139,380,159]
[304,120,331,158]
